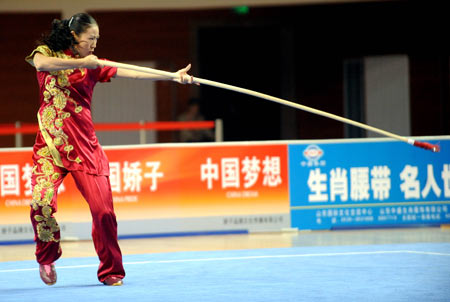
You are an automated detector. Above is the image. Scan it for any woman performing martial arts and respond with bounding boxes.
[25,12,194,286]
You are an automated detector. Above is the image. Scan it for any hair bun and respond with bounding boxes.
[51,19,63,28]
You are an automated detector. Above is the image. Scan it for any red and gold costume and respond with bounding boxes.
[25,45,125,282]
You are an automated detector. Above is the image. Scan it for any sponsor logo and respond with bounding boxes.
[301,145,326,167]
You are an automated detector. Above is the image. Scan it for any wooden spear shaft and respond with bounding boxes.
[99,60,440,152]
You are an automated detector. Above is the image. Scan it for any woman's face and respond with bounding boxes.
[72,25,99,57]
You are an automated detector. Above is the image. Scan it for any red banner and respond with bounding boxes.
[0,143,289,224]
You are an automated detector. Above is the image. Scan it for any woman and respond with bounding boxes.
[25,13,194,286]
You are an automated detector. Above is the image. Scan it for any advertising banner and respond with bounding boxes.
[2,136,448,242]
[289,137,450,230]
[0,143,290,242]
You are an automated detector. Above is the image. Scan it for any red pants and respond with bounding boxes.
[30,151,125,282]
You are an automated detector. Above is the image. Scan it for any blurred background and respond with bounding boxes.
[0,0,448,146]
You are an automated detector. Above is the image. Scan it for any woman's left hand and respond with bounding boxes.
[173,64,198,85]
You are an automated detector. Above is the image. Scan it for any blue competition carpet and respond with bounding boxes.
[1,243,449,302]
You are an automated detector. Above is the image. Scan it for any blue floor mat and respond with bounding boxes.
[1,242,449,302]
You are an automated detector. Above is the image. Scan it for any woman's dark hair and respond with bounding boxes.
[38,13,97,52]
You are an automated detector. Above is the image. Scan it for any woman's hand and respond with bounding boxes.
[173,64,197,85]
[82,55,100,69]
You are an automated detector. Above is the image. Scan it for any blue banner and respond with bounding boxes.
[289,137,450,230]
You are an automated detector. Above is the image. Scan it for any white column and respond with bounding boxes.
[92,61,157,145]
[364,55,410,137]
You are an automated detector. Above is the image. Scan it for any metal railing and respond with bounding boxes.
[0,119,223,147]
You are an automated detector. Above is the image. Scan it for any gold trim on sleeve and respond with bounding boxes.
[25,45,53,67]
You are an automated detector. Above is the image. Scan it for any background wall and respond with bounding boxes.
[0,0,448,146]
[91,61,157,145]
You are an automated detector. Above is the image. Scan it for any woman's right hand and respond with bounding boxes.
[82,55,99,69]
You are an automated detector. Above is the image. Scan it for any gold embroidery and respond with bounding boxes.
[53,137,63,146]
[41,107,56,129]
[36,146,51,157]
[43,90,51,101]
[37,113,64,168]
[31,147,61,243]
[54,118,63,128]
[36,224,55,242]
[39,73,82,165]
[27,45,84,167]
[39,158,54,176]
[53,90,67,109]
[35,204,59,243]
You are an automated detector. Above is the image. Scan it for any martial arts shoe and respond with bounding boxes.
[39,263,57,286]
[103,276,123,286]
